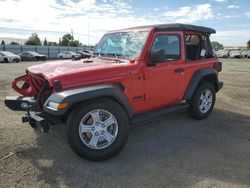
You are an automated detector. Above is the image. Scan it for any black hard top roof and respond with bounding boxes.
[122,23,216,34]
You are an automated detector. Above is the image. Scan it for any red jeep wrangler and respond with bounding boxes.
[5,24,223,161]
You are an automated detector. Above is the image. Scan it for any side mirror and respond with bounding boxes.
[148,49,165,66]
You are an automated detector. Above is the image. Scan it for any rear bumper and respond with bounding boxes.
[217,81,223,91]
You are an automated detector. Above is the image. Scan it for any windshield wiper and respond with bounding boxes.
[93,52,104,59]
[106,53,127,63]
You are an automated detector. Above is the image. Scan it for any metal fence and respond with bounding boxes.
[0,45,94,59]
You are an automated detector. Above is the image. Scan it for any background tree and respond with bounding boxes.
[59,34,81,47]
[43,38,48,46]
[25,33,41,45]
[247,40,250,49]
[48,41,58,46]
[10,41,20,45]
[59,34,74,46]
[69,40,81,47]
[1,40,5,45]
[211,41,224,51]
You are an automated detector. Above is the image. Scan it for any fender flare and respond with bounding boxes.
[43,84,134,118]
[184,68,218,100]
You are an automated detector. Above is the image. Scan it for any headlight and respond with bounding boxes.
[47,101,68,110]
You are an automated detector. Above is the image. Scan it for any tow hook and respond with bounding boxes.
[22,111,50,133]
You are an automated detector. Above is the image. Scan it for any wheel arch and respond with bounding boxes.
[4,57,9,63]
[184,68,219,101]
[43,84,134,120]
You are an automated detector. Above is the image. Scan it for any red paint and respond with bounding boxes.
[11,27,220,115]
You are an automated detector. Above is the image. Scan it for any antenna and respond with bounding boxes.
[88,23,90,45]
[71,28,74,39]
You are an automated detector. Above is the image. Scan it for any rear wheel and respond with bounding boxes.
[67,98,130,161]
[188,82,215,120]
[4,58,8,63]
[72,56,75,60]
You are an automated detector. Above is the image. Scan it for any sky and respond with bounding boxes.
[0,0,250,46]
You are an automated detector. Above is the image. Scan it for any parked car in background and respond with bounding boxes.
[0,51,21,63]
[75,51,91,59]
[240,50,249,58]
[229,50,242,58]
[57,51,81,60]
[82,50,92,58]
[216,50,229,58]
[247,52,250,58]
[19,51,47,61]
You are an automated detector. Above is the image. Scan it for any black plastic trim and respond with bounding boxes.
[4,96,37,111]
[122,23,216,34]
[184,68,220,100]
[43,84,134,117]
[131,103,189,125]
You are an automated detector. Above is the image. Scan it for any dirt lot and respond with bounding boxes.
[0,59,250,188]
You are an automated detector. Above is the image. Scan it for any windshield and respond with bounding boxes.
[94,31,149,59]
[230,51,240,54]
[28,51,40,56]
[218,50,228,53]
[1,51,15,56]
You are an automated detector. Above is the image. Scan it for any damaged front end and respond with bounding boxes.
[5,72,54,132]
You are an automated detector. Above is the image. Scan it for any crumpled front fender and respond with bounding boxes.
[12,73,46,96]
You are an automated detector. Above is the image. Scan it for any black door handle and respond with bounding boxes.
[174,68,185,73]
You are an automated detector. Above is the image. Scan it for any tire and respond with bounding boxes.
[72,56,75,60]
[67,98,130,161]
[188,82,216,120]
[33,57,38,61]
[4,58,9,63]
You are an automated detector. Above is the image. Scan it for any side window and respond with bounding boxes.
[185,34,201,61]
[152,34,181,62]
[201,35,214,59]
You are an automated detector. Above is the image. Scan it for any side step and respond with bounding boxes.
[131,103,189,125]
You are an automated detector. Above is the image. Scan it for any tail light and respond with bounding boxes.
[213,61,222,72]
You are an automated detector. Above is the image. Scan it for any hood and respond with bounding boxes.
[27,58,138,88]
[36,54,46,57]
[8,55,20,59]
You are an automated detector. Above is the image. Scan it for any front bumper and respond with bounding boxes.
[5,96,37,111]
[4,96,52,132]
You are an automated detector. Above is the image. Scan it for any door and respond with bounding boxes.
[0,53,3,62]
[143,32,186,109]
[65,52,71,58]
[21,53,28,61]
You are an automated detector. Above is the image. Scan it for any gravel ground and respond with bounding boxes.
[0,59,250,188]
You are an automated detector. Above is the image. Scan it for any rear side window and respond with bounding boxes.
[152,34,181,62]
[201,35,214,59]
[185,34,214,62]
[185,34,201,61]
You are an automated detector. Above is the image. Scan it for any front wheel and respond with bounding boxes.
[67,98,130,161]
[188,82,216,120]
[4,58,9,63]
